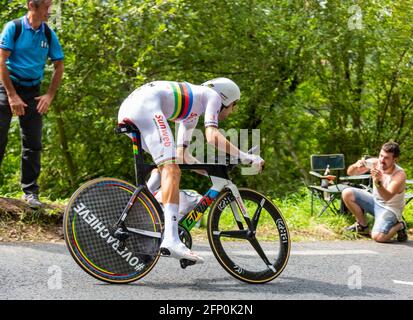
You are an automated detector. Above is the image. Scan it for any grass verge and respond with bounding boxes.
[0,196,64,242]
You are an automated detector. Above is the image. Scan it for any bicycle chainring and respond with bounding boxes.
[178,225,192,249]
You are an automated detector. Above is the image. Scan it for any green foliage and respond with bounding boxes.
[1,0,413,200]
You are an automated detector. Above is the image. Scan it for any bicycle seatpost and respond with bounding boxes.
[116,122,156,186]
[131,131,147,186]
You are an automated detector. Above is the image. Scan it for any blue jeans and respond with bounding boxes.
[352,188,398,234]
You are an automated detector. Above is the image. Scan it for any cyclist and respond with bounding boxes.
[118,78,264,264]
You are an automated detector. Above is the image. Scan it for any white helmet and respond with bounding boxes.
[202,77,240,107]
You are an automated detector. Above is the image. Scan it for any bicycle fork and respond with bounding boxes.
[207,177,276,273]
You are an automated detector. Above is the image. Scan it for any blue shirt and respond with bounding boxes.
[0,15,64,86]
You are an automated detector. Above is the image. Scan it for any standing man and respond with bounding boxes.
[0,0,64,208]
[342,142,408,242]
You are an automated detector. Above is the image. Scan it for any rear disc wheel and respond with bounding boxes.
[63,178,163,284]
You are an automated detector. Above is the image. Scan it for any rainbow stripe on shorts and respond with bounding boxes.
[169,82,193,121]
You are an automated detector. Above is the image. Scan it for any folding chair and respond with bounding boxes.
[405,179,413,206]
[308,154,349,216]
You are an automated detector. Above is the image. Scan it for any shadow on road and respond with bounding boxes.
[117,275,394,299]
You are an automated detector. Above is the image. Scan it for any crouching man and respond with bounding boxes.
[342,142,408,242]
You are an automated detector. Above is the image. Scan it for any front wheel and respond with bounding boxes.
[207,188,290,284]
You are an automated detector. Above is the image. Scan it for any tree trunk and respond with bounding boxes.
[54,103,77,186]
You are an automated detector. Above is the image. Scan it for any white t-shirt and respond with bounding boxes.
[373,164,405,221]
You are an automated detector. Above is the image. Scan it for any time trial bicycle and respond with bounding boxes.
[63,121,291,284]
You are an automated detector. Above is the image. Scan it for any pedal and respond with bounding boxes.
[160,248,171,257]
[180,259,196,269]
[113,228,130,241]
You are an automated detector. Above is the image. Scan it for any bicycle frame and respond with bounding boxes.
[179,176,252,234]
[115,123,252,240]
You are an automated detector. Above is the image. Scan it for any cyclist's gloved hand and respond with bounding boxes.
[239,152,265,172]
[251,155,265,173]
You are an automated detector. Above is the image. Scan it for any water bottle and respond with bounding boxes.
[154,189,203,226]
[321,165,330,201]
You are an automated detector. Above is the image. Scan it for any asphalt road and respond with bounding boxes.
[0,240,412,300]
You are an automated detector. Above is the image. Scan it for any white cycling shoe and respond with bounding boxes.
[160,241,204,264]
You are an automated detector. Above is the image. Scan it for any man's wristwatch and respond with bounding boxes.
[374,181,382,188]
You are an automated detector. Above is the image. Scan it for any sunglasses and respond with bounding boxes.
[220,101,238,112]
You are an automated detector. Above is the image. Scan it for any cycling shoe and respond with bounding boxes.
[160,241,204,264]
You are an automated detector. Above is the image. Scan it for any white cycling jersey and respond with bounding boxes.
[118,81,222,165]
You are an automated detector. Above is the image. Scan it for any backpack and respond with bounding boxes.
[13,18,51,47]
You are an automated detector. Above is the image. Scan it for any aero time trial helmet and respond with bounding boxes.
[202,77,240,107]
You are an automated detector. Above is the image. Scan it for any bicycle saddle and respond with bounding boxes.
[116,119,140,134]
